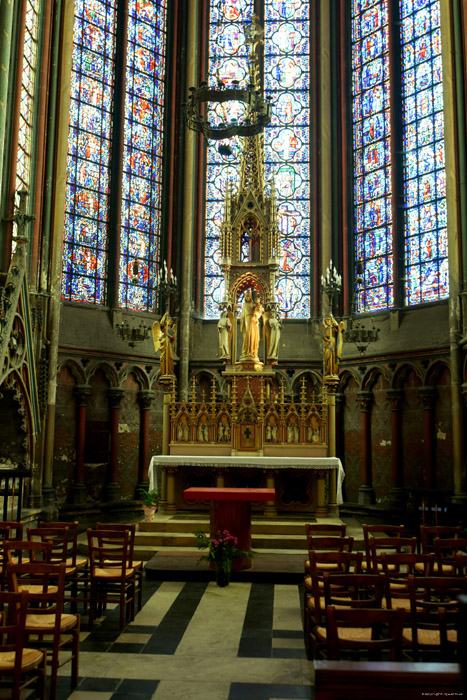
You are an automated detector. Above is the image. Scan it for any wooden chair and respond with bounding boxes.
[433,537,467,575]
[362,524,405,572]
[380,551,435,611]
[96,522,143,612]
[304,550,363,659]
[0,589,47,700]
[367,536,417,575]
[87,528,136,629]
[305,523,346,547]
[2,540,57,594]
[6,561,80,700]
[38,521,89,611]
[324,605,405,661]
[420,524,462,554]
[404,575,467,661]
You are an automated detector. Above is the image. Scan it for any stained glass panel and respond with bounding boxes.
[264,1,311,318]
[119,0,167,311]
[204,0,311,319]
[62,0,117,304]
[352,0,393,312]
[401,0,448,304]
[16,0,40,215]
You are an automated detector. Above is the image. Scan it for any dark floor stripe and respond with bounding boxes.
[238,582,274,658]
[142,580,209,654]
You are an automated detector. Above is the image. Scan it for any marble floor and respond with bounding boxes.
[55,576,314,700]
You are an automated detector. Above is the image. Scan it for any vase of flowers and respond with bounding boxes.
[139,488,160,522]
[195,529,253,587]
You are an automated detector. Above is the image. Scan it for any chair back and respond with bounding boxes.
[307,536,354,553]
[323,572,385,609]
[362,524,405,570]
[95,523,136,566]
[420,525,462,554]
[6,561,67,618]
[39,521,80,567]
[367,536,417,573]
[87,528,131,575]
[27,526,71,565]
[434,537,467,574]
[305,523,346,548]
[325,605,405,661]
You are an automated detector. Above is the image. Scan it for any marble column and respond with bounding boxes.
[357,390,375,505]
[72,384,91,505]
[419,387,437,489]
[137,390,154,494]
[386,389,403,510]
[263,470,277,517]
[106,388,124,501]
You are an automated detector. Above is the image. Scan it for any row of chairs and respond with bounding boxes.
[303,521,467,662]
[0,519,144,699]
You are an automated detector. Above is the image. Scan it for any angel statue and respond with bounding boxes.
[264,307,282,365]
[152,312,177,376]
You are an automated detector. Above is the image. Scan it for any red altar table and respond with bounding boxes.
[183,487,275,570]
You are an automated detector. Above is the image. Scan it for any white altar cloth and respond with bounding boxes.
[149,455,344,505]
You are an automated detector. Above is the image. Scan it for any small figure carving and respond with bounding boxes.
[265,415,278,443]
[307,414,320,443]
[217,308,233,361]
[287,417,299,443]
[177,415,189,442]
[323,313,345,377]
[264,307,282,365]
[218,414,231,442]
[197,415,209,442]
[152,312,177,376]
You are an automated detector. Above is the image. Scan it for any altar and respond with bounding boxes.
[149,454,344,517]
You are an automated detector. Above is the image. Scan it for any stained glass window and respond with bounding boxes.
[204,0,255,319]
[204,0,311,319]
[16,0,40,198]
[63,0,166,309]
[352,0,448,311]
[401,0,448,304]
[352,0,393,312]
[119,0,167,311]
[264,0,311,318]
[62,0,117,304]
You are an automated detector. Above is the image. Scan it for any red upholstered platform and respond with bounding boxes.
[183,487,276,570]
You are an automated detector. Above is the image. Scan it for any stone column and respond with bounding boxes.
[106,388,124,502]
[315,470,328,517]
[357,390,375,505]
[137,390,154,493]
[72,384,91,505]
[263,470,277,517]
[165,466,177,514]
[419,387,437,489]
[387,389,403,510]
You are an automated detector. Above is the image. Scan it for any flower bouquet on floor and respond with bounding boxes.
[195,530,253,587]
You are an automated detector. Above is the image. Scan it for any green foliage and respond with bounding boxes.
[138,488,160,507]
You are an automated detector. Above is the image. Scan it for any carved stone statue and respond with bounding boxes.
[240,291,263,360]
[152,312,177,376]
[323,313,345,377]
[264,307,282,365]
[217,308,233,361]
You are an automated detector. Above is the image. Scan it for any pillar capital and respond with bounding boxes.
[419,386,437,408]
[386,388,403,409]
[138,390,155,410]
[73,384,91,406]
[356,390,373,411]
[107,387,125,408]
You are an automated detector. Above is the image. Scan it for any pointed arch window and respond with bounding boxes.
[352,0,448,311]
[62,0,167,310]
[204,0,311,319]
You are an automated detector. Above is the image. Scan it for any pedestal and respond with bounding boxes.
[358,485,376,506]
[211,500,252,570]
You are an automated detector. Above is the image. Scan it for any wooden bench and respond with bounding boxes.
[314,660,462,699]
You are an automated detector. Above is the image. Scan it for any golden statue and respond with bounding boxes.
[323,313,345,377]
[240,291,263,360]
[152,312,177,376]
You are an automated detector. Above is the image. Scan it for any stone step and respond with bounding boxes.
[134,529,308,551]
[138,518,312,536]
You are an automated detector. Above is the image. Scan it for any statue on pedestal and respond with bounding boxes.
[240,291,263,361]
[217,307,233,361]
[152,312,177,376]
[323,313,345,378]
[264,307,282,365]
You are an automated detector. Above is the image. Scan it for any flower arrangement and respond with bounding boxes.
[138,488,159,507]
[195,529,253,586]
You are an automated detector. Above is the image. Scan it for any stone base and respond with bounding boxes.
[71,484,87,506]
[326,503,340,517]
[358,485,376,506]
[389,487,404,511]
[105,482,121,502]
